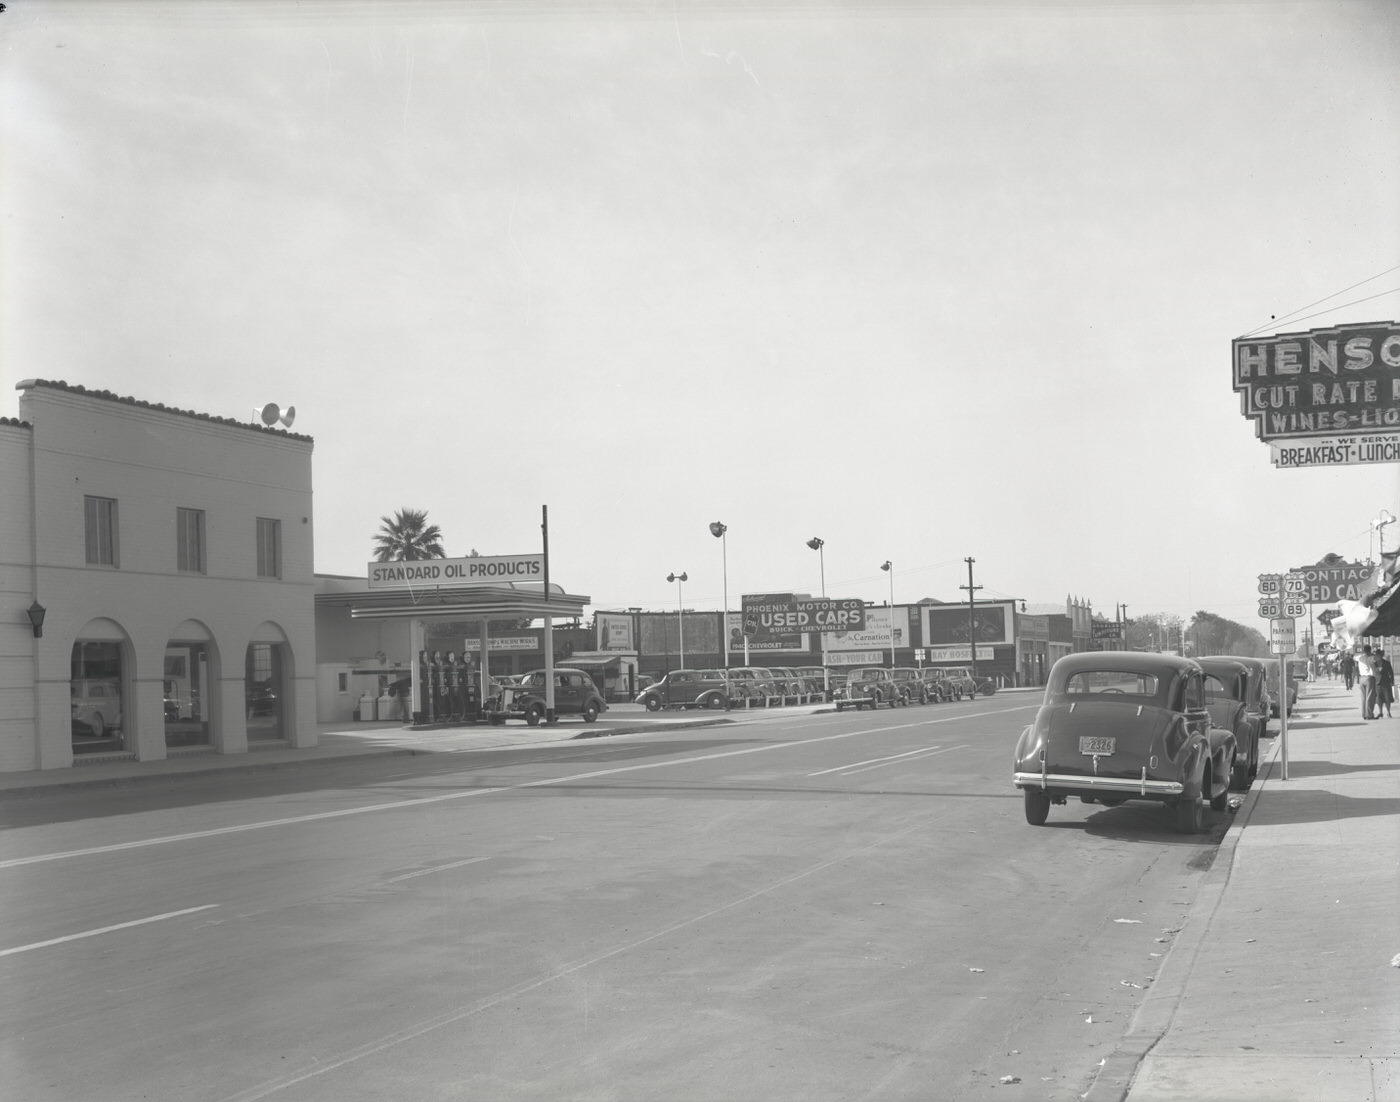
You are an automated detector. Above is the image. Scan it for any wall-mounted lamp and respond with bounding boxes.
[27,601,46,639]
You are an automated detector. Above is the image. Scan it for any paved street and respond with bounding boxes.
[0,694,1245,1101]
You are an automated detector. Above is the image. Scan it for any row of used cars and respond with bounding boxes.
[635,665,998,712]
[1012,652,1280,834]
[832,666,995,710]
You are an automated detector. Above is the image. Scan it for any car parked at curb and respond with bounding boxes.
[833,667,901,710]
[727,666,782,706]
[918,669,955,702]
[889,667,930,704]
[635,669,731,712]
[933,666,996,699]
[1220,655,1271,739]
[1012,652,1236,834]
[797,666,830,698]
[487,668,607,726]
[1198,656,1266,790]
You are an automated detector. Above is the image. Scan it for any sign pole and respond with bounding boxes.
[542,505,554,724]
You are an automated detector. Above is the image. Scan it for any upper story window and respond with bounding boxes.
[84,496,119,567]
[177,508,205,573]
[256,517,281,579]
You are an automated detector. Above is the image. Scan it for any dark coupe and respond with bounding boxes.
[1012,652,1236,833]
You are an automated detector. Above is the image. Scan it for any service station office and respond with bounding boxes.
[314,554,590,725]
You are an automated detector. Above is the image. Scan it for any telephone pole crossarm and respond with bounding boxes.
[959,556,984,680]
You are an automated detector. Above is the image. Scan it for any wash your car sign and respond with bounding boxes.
[368,554,544,589]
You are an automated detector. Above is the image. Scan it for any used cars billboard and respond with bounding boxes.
[741,593,866,641]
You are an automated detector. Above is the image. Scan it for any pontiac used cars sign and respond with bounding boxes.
[368,554,544,589]
[1232,321,1400,443]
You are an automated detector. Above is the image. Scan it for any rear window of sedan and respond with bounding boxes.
[1061,670,1160,697]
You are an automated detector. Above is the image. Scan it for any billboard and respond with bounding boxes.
[924,644,996,664]
[596,612,634,651]
[740,593,865,639]
[922,602,1012,646]
[1232,321,1400,443]
[640,612,720,655]
[1092,620,1124,641]
[826,606,908,651]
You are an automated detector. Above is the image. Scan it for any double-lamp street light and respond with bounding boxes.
[667,571,687,668]
[881,560,894,667]
[806,537,825,596]
[709,522,728,675]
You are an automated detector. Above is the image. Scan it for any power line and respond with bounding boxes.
[1238,264,1400,338]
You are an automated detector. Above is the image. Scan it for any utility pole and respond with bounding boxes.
[960,557,983,681]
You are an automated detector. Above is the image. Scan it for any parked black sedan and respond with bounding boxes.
[1198,656,1266,791]
[1013,652,1236,833]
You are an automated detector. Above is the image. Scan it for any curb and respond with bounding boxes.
[1081,733,1282,1102]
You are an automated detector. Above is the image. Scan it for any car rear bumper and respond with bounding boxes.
[1013,771,1185,797]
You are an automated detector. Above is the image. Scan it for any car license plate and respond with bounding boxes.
[1079,736,1115,755]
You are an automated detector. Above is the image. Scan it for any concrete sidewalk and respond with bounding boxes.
[1102,678,1400,1102]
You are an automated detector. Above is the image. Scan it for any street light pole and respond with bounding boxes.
[1375,510,1396,560]
[881,560,894,668]
[667,571,688,668]
[808,537,828,694]
[709,522,728,687]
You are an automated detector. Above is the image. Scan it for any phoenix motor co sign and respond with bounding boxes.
[741,593,866,640]
[1232,321,1400,442]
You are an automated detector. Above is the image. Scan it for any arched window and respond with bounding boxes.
[70,638,126,753]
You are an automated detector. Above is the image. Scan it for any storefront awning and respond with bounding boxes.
[564,655,623,673]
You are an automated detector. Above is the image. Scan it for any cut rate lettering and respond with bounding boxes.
[1231,321,1400,442]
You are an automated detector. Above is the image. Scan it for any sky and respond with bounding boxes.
[3,0,1399,630]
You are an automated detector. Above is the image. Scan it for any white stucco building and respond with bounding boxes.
[0,380,316,771]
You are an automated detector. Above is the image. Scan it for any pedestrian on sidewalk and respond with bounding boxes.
[1357,645,1379,719]
[1341,648,1356,689]
[1377,649,1395,718]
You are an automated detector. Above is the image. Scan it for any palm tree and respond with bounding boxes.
[372,508,446,562]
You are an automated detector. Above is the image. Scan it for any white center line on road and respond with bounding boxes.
[381,856,492,884]
[0,904,220,958]
[807,743,970,777]
[1,704,1037,871]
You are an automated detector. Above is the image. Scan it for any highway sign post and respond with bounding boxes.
[1269,616,1295,780]
[1260,571,1299,780]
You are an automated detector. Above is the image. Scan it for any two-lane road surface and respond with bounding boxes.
[1,696,1230,1101]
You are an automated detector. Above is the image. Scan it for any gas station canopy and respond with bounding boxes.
[344,581,590,622]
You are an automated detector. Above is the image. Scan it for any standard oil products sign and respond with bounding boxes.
[367,554,544,589]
